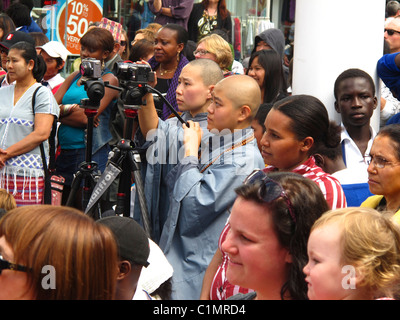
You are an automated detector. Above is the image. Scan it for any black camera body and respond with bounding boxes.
[80,58,102,79]
[115,62,155,84]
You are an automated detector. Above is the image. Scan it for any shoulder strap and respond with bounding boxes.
[32,86,52,204]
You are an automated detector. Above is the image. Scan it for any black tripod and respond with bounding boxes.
[66,77,121,218]
[84,83,152,236]
[65,105,100,213]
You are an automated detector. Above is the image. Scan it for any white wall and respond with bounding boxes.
[292,0,385,130]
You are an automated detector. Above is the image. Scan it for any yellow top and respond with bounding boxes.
[361,195,400,225]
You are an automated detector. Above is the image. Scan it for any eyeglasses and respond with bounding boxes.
[120,40,127,47]
[365,154,400,169]
[244,170,296,223]
[385,29,400,36]
[193,49,210,56]
[0,255,29,275]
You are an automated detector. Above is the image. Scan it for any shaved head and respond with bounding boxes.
[215,75,262,118]
[185,59,224,86]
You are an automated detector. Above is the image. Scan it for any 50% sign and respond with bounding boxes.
[57,0,103,54]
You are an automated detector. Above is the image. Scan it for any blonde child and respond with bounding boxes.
[304,207,400,300]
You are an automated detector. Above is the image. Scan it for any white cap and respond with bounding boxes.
[38,41,71,62]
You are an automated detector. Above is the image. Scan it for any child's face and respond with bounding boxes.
[334,77,377,129]
[176,65,211,115]
[303,222,350,300]
[207,84,241,132]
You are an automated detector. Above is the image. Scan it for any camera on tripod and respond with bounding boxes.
[115,62,155,109]
[80,58,102,79]
[79,58,105,109]
[115,61,155,84]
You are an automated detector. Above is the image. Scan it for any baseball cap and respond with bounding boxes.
[97,216,150,267]
[0,31,35,51]
[38,41,71,62]
[98,17,122,43]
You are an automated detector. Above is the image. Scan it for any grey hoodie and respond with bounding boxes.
[251,28,286,59]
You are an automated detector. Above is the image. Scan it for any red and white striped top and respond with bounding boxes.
[266,156,347,210]
[209,156,347,300]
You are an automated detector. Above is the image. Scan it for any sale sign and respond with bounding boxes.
[53,0,103,54]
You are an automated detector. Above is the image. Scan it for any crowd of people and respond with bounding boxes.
[0,0,400,301]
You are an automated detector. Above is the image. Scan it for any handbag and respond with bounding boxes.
[32,86,65,205]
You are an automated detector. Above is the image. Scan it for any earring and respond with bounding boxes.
[177,51,180,62]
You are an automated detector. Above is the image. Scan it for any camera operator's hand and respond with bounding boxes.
[183,120,203,158]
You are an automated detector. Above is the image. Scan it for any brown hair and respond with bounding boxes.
[80,27,114,55]
[0,189,16,211]
[202,0,230,20]
[0,205,118,300]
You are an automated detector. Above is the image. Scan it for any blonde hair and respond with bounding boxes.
[312,207,400,297]
[146,23,162,33]
[0,205,118,300]
[134,28,156,43]
[198,34,233,71]
[0,188,16,211]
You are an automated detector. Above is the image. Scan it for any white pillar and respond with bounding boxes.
[292,0,385,131]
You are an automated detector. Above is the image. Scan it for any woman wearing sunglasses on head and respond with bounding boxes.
[222,171,329,300]
[200,94,347,300]
[361,124,400,223]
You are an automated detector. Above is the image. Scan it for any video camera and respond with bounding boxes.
[115,61,155,85]
[80,58,102,79]
[79,58,105,109]
[114,62,155,109]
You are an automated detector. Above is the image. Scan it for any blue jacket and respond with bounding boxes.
[377,52,400,98]
[133,111,209,243]
[155,125,264,300]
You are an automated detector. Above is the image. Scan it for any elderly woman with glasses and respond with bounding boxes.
[220,171,329,300]
[193,33,234,77]
[361,124,400,223]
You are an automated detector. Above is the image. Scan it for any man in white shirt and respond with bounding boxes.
[334,68,378,184]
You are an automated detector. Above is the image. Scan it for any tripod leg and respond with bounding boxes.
[66,171,83,208]
[129,151,151,238]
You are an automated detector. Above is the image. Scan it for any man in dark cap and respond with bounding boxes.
[0,30,35,87]
[97,215,152,300]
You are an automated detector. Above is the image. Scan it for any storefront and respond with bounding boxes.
[2,0,295,61]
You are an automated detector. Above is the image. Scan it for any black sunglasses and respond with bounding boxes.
[244,170,296,223]
[120,40,127,47]
[385,28,400,36]
[0,255,29,274]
